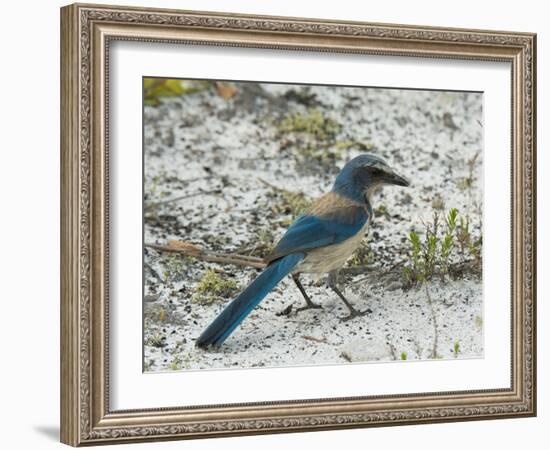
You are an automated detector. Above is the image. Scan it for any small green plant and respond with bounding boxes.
[279,189,312,218]
[146,333,166,348]
[456,152,480,192]
[161,308,168,322]
[475,315,483,330]
[277,109,344,172]
[144,303,173,327]
[453,340,460,358]
[143,78,207,106]
[347,240,375,267]
[456,216,482,263]
[440,208,458,274]
[169,356,184,371]
[158,253,187,284]
[403,224,438,284]
[403,207,477,285]
[374,204,390,220]
[192,269,239,305]
[278,109,341,140]
[400,352,407,361]
[249,227,275,258]
[408,230,422,271]
[431,194,445,210]
[424,232,439,279]
[147,175,161,197]
[166,254,184,278]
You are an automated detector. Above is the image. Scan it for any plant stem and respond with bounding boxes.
[424,282,439,359]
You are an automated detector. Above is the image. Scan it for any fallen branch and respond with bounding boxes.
[145,240,266,269]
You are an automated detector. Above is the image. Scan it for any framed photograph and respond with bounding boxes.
[60,3,536,446]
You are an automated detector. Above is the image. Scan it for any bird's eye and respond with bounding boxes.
[371,167,383,176]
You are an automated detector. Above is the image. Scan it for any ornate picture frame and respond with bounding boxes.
[60,3,536,446]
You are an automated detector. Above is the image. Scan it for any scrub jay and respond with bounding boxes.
[196,153,409,348]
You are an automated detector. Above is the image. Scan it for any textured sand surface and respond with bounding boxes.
[143,81,483,372]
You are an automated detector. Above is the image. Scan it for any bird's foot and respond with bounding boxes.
[340,307,372,322]
[295,302,323,314]
[276,304,294,316]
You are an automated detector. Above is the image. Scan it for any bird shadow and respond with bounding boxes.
[33,425,59,441]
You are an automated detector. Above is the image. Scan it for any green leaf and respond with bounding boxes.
[446,208,458,232]
[143,78,208,106]
[409,231,421,251]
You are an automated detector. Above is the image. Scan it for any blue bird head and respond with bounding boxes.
[332,153,409,204]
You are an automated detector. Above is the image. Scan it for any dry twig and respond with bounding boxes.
[145,240,266,269]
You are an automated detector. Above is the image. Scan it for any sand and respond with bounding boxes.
[142,81,483,372]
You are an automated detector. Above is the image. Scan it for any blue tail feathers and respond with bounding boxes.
[196,253,304,348]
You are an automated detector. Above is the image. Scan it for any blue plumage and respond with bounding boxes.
[266,210,368,264]
[196,253,305,347]
[196,154,409,348]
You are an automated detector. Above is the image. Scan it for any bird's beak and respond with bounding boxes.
[387,171,410,187]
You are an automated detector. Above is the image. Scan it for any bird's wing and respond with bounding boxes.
[266,192,369,264]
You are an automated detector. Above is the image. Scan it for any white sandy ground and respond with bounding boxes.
[142,82,483,372]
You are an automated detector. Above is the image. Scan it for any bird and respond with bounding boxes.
[196,153,409,348]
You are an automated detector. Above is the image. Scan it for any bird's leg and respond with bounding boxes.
[328,271,370,322]
[292,274,322,312]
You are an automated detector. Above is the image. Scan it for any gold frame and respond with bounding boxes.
[60,2,537,446]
